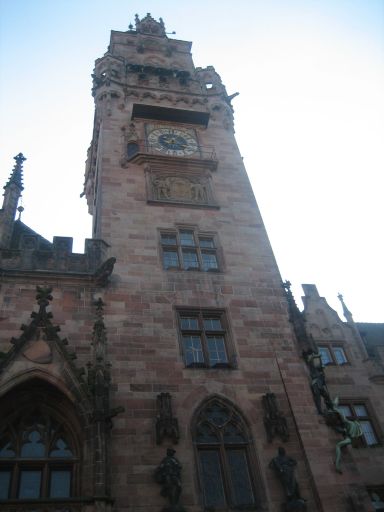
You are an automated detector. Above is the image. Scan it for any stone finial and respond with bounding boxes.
[4,153,25,191]
[338,292,354,322]
[134,13,167,37]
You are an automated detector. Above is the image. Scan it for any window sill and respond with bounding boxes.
[185,362,235,370]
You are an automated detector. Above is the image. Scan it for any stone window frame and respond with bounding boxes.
[192,397,262,510]
[160,227,221,272]
[318,344,349,366]
[176,308,236,369]
[338,400,381,447]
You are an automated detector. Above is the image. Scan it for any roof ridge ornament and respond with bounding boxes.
[134,13,167,37]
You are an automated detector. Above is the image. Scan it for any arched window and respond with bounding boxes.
[194,398,257,509]
[0,384,80,502]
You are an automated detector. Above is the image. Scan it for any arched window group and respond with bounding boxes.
[194,398,257,509]
[0,386,79,502]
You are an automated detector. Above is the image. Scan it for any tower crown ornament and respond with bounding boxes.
[134,13,166,37]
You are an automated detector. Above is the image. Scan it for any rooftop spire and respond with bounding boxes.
[337,292,353,323]
[4,153,26,191]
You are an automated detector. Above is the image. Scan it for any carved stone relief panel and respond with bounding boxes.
[145,167,217,208]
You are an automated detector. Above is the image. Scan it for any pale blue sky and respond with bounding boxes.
[1,0,383,321]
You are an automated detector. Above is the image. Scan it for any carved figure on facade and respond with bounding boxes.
[151,174,209,205]
[262,392,289,443]
[269,447,306,511]
[303,348,333,414]
[325,398,363,474]
[155,448,185,512]
[156,392,180,445]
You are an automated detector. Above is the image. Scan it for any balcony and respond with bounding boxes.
[124,140,218,171]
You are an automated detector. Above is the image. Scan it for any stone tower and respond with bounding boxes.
[0,13,379,512]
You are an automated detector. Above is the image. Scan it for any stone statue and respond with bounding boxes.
[333,402,363,474]
[303,348,333,414]
[269,447,306,511]
[190,181,206,202]
[155,178,171,200]
[155,448,185,512]
[262,392,289,443]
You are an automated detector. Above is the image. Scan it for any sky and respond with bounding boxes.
[0,0,383,322]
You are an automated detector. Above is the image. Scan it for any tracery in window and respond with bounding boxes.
[194,398,257,509]
[0,386,80,502]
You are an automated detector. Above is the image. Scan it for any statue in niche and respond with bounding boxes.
[262,392,289,443]
[156,392,180,445]
[154,177,171,200]
[155,448,185,512]
[269,447,306,511]
[303,348,333,414]
[190,181,206,202]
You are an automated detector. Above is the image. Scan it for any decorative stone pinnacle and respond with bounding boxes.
[14,153,26,165]
[283,280,292,291]
[337,292,353,321]
[4,153,25,190]
[134,13,167,37]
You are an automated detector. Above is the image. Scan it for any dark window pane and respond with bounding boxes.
[50,469,71,497]
[204,317,222,330]
[183,335,204,366]
[18,469,42,498]
[127,142,139,158]
[49,438,73,458]
[333,347,347,364]
[196,422,220,444]
[207,336,228,366]
[180,316,199,330]
[182,250,199,269]
[179,231,194,246]
[318,347,332,365]
[0,470,11,499]
[0,438,16,457]
[161,233,177,245]
[199,450,226,508]
[360,421,378,445]
[21,430,45,457]
[227,449,254,507]
[199,237,215,248]
[201,252,218,270]
[338,405,352,418]
[163,250,179,269]
[354,405,368,417]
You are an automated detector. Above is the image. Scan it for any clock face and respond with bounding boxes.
[147,127,198,156]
